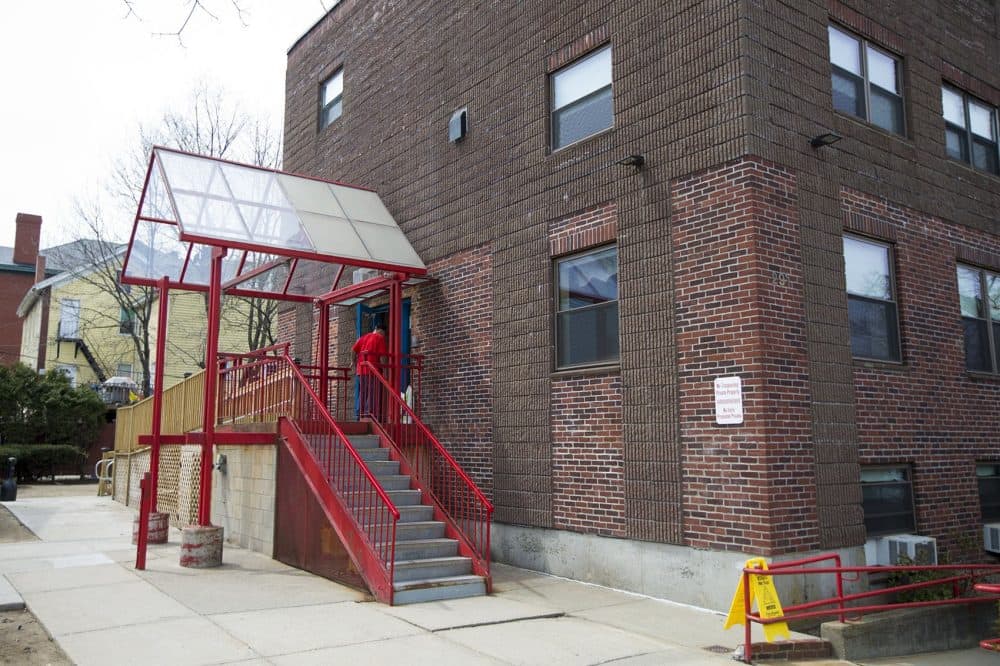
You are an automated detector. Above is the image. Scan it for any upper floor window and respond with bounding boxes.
[319,69,343,130]
[861,466,915,536]
[957,264,1000,373]
[828,26,904,135]
[942,86,999,175]
[550,45,612,150]
[843,235,900,362]
[555,244,619,368]
[119,307,136,336]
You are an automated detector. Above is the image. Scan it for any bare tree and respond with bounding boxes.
[64,84,281,393]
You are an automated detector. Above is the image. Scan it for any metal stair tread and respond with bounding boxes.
[392,574,485,591]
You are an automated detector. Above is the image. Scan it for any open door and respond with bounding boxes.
[355,300,410,417]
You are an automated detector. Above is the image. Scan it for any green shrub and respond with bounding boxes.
[0,444,85,481]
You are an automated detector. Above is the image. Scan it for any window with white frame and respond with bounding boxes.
[828,25,904,135]
[942,86,999,175]
[319,69,343,129]
[957,264,1000,373]
[550,45,613,150]
[116,363,133,380]
[555,245,619,368]
[119,307,135,335]
[843,235,901,362]
[861,466,915,536]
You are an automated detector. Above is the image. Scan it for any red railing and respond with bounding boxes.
[359,360,493,583]
[217,351,400,602]
[736,555,1000,663]
[973,583,1000,652]
[298,364,353,421]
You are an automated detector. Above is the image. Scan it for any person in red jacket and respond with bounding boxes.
[353,321,388,418]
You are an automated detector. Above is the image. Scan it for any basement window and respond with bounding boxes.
[861,466,915,536]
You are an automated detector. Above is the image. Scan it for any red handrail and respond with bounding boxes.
[216,353,400,601]
[736,557,1000,663]
[358,360,493,581]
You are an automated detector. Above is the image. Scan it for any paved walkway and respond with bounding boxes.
[0,490,994,665]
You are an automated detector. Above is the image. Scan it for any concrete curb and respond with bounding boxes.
[0,574,25,611]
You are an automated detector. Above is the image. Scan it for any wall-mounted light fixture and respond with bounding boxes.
[810,132,843,148]
[617,154,645,168]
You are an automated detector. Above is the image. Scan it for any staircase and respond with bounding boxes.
[334,432,487,604]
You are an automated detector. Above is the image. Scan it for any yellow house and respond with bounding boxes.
[18,248,270,392]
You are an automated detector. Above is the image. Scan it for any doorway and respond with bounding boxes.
[355,299,411,416]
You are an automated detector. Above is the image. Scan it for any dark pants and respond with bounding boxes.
[358,375,380,419]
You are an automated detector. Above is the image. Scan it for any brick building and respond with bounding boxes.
[0,214,59,366]
[280,0,1000,608]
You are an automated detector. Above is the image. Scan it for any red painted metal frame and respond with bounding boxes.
[359,360,494,588]
[736,555,1000,663]
[973,583,1000,652]
[316,275,396,306]
[317,301,330,408]
[197,248,226,526]
[135,472,151,570]
[148,277,169,512]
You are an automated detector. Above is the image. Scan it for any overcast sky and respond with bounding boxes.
[0,1,330,250]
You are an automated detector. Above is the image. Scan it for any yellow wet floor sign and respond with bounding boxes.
[723,557,791,642]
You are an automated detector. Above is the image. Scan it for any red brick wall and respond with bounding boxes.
[549,202,617,256]
[0,271,36,366]
[409,244,493,495]
[673,157,818,555]
[843,188,1000,561]
[551,375,624,536]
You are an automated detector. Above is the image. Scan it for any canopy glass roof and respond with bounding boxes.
[121,147,426,300]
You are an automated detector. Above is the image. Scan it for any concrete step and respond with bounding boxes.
[389,538,458,561]
[347,434,381,448]
[367,460,401,477]
[393,556,473,583]
[336,474,411,491]
[392,575,486,605]
[342,488,423,506]
[358,504,433,523]
[394,520,445,541]
[354,447,390,462]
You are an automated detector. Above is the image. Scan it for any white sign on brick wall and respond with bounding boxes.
[714,376,743,425]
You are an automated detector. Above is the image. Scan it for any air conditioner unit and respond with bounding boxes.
[876,534,937,565]
[984,524,1000,554]
[352,268,380,284]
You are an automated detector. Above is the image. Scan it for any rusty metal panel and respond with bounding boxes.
[274,440,368,592]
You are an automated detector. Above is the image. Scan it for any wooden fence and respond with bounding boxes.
[114,371,206,452]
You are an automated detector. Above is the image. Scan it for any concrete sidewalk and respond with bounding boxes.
[0,492,992,665]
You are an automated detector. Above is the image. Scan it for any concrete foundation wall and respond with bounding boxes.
[211,445,277,557]
[492,522,865,612]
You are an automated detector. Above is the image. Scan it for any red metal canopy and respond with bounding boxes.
[121,146,427,302]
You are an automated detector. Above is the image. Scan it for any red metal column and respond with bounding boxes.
[389,274,403,394]
[197,247,226,526]
[149,276,170,512]
[318,301,330,409]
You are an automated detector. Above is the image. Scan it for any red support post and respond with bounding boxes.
[197,247,226,526]
[135,472,151,570]
[389,274,403,395]
[148,276,169,512]
[318,301,330,409]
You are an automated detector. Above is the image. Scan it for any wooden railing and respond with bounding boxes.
[114,371,206,452]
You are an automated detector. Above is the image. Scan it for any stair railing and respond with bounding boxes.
[217,351,400,602]
[359,360,493,580]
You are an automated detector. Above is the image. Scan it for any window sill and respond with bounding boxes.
[852,357,908,371]
[832,111,913,147]
[942,156,1000,182]
[965,370,1000,383]
[551,363,620,380]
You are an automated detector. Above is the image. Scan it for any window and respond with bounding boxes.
[942,86,999,175]
[59,298,80,339]
[555,245,619,368]
[828,25,904,135]
[550,45,612,150]
[843,235,900,361]
[977,464,1000,522]
[861,466,915,536]
[119,307,135,335]
[319,69,343,129]
[957,264,1000,373]
[116,363,133,380]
